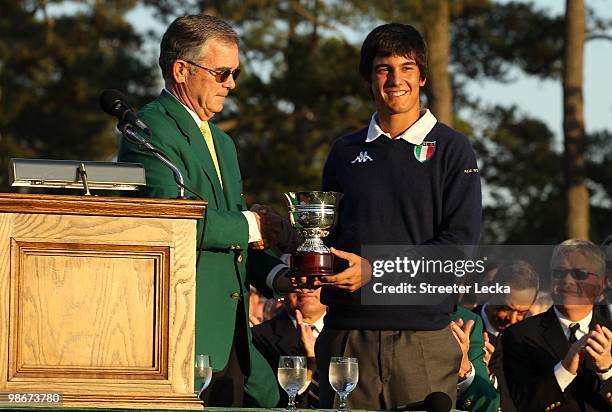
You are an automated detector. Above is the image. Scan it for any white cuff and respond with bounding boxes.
[266,263,289,291]
[554,362,577,392]
[241,211,262,243]
[597,367,612,381]
[457,362,476,394]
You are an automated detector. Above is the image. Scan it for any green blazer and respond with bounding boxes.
[453,307,500,412]
[117,90,280,407]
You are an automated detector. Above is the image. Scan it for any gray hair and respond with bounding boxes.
[550,239,605,276]
[495,260,539,292]
[159,14,239,81]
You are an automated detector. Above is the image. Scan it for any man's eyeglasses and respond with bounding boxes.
[552,268,599,281]
[184,60,240,83]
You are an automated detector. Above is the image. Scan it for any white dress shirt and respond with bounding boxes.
[553,307,612,391]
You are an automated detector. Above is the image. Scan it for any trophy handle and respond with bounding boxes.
[283,192,296,207]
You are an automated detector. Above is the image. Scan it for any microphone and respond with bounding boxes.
[99,89,151,135]
[99,89,187,199]
[394,392,452,412]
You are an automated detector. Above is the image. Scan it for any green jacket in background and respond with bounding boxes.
[117,90,280,407]
[453,307,500,412]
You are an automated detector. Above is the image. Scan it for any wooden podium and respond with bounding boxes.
[0,193,206,409]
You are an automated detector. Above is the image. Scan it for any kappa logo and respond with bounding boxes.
[351,151,374,164]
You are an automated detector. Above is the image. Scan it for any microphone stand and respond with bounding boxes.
[118,122,186,199]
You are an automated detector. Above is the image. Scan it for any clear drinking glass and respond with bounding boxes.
[194,354,212,396]
[278,355,307,411]
[329,357,359,412]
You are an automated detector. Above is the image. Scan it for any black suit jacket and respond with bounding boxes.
[500,306,612,411]
[251,310,317,408]
[594,303,611,321]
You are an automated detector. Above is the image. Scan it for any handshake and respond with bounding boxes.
[249,203,300,252]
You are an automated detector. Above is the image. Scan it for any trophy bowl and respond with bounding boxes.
[284,191,343,277]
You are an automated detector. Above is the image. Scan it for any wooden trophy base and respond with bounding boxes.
[289,252,334,277]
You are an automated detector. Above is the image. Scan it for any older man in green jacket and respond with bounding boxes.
[118,14,288,408]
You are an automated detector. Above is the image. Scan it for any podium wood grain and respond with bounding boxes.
[0,194,206,409]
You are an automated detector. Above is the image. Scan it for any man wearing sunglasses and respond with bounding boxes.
[499,240,612,412]
[118,14,290,408]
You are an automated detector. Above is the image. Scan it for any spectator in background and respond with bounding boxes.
[475,260,539,412]
[475,261,539,348]
[451,307,500,412]
[252,288,327,408]
[500,240,612,412]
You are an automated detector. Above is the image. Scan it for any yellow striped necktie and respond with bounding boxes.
[199,121,223,188]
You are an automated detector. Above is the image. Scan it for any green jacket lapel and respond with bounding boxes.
[210,123,242,212]
[157,90,226,207]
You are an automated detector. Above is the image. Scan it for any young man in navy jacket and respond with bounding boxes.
[314,23,482,410]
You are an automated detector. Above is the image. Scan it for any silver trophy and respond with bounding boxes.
[283,191,343,276]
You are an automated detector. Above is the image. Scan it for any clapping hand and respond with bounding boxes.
[451,318,475,380]
[584,324,612,372]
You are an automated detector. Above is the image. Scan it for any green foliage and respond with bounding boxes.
[473,106,563,243]
[0,0,158,190]
[2,0,610,243]
[453,1,564,81]
[474,106,612,244]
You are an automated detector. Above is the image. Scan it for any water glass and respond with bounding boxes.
[194,354,212,396]
[329,357,359,412]
[278,356,307,411]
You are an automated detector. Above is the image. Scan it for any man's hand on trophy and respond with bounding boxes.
[250,204,283,250]
[316,248,372,292]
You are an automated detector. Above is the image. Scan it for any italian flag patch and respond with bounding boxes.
[414,141,436,163]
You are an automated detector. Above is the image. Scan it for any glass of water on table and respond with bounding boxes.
[194,354,212,398]
[329,357,359,412]
[278,356,308,411]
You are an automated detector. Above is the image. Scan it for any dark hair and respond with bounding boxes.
[159,14,239,81]
[495,260,540,291]
[359,23,427,83]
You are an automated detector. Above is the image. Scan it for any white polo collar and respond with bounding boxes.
[365,109,437,145]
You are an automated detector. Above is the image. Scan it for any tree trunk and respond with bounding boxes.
[422,0,452,126]
[563,0,589,239]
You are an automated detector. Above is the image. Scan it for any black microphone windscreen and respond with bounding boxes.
[423,392,452,412]
[99,89,129,117]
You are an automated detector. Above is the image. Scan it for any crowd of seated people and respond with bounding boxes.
[248,237,612,411]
